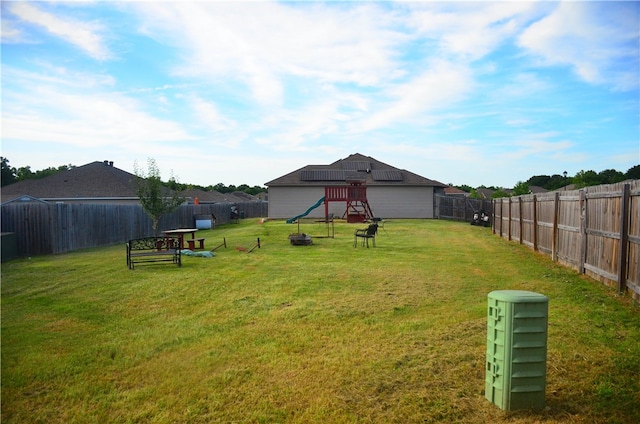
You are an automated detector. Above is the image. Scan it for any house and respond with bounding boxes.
[179,189,257,205]
[1,161,261,207]
[529,186,548,194]
[265,153,447,220]
[475,188,495,199]
[1,160,143,205]
[444,186,469,197]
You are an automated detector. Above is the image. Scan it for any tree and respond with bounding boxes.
[546,174,569,190]
[512,181,530,196]
[526,175,550,188]
[573,170,600,188]
[625,165,640,180]
[1,157,17,186]
[134,158,185,233]
[598,169,624,184]
[468,189,482,199]
[491,188,511,198]
[15,165,34,181]
[455,184,473,193]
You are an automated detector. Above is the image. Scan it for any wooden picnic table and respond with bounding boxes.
[162,228,201,250]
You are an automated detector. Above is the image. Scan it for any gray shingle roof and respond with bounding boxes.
[179,189,255,204]
[2,161,139,201]
[265,153,446,187]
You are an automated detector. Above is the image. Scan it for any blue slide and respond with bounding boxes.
[286,197,326,223]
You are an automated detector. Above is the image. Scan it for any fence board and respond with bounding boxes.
[1,201,268,257]
[492,180,640,302]
[629,188,640,295]
[435,196,491,222]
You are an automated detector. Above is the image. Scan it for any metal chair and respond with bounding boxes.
[354,223,378,248]
[372,217,386,234]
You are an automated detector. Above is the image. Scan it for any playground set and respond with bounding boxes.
[287,180,375,245]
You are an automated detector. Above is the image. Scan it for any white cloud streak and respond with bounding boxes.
[518,1,639,91]
[3,82,193,149]
[134,2,408,104]
[8,2,111,61]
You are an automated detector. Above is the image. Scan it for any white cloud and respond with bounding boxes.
[2,84,194,150]
[8,2,112,61]
[499,138,573,161]
[188,96,238,135]
[404,2,543,60]
[255,99,351,151]
[2,63,115,90]
[134,2,408,105]
[518,2,639,91]
[353,60,474,132]
[1,18,22,42]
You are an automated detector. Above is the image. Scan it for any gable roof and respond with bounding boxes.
[529,185,548,194]
[179,188,256,204]
[475,188,494,199]
[265,153,446,188]
[444,186,469,196]
[1,161,142,202]
[1,194,50,205]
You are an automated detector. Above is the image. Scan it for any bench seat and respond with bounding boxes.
[186,238,206,250]
[126,236,181,269]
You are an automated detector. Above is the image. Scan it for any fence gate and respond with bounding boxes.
[436,195,492,222]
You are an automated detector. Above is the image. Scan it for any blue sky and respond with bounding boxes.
[2,1,638,188]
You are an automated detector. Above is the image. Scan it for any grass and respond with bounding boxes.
[2,219,639,423]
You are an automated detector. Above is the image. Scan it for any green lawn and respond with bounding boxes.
[2,219,639,423]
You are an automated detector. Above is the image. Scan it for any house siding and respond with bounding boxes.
[268,185,436,219]
[368,186,435,218]
[268,187,335,220]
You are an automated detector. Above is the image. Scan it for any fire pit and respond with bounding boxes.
[288,233,312,246]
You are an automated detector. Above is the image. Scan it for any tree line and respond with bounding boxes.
[454,165,640,198]
[0,157,267,195]
[3,157,638,196]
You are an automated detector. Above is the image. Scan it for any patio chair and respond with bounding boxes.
[372,217,386,234]
[354,223,378,248]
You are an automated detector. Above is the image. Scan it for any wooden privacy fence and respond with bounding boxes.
[435,196,492,222]
[492,180,640,302]
[1,201,268,257]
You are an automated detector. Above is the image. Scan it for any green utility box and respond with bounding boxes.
[485,290,548,411]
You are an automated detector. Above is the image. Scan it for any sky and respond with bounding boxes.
[1,1,639,189]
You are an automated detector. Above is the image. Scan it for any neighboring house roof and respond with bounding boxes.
[529,186,548,194]
[555,184,577,191]
[475,188,494,199]
[231,191,259,201]
[444,186,469,196]
[180,189,255,204]
[2,161,137,202]
[265,153,447,187]
[1,160,166,203]
[1,194,50,205]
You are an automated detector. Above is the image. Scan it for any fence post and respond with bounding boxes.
[579,190,587,274]
[519,197,523,245]
[617,184,631,294]
[500,199,504,237]
[533,195,538,251]
[552,192,559,262]
[492,199,496,234]
[508,197,512,241]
